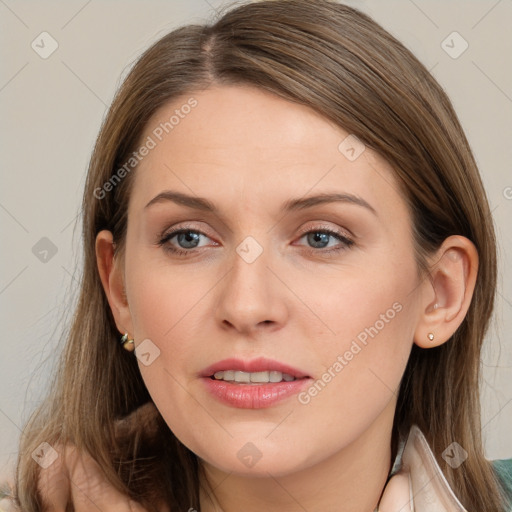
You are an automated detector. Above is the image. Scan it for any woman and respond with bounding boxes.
[7,0,512,510]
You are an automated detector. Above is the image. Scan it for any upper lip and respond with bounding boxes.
[200,357,310,379]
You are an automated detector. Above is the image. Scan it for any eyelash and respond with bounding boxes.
[156,225,354,257]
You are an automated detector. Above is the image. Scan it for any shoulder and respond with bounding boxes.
[492,458,512,510]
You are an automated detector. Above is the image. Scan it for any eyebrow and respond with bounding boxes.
[144,190,377,216]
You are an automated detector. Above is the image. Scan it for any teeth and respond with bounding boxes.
[235,371,251,383]
[251,371,270,383]
[213,370,296,383]
[223,370,235,381]
[269,371,282,382]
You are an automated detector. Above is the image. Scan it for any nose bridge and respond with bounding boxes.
[229,235,273,308]
[214,234,287,332]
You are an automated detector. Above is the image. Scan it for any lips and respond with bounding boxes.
[200,357,311,409]
[200,357,310,379]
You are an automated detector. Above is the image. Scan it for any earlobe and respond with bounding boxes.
[413,235,478,349]
[95,230,133,336]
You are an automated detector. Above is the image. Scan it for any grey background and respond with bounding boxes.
[1,0,511,477]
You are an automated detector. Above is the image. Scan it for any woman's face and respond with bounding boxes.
[119,84,424,476]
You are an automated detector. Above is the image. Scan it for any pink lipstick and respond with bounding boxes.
[200,357,311,409]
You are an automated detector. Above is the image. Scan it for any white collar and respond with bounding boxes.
[377,425,468,511]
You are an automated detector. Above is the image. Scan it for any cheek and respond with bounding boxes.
[122,251,208,402]
[125,251,209,341]
[298,250,418,362]
[285,279,417,471]
[294,251,419,416]
[123,260,212,446]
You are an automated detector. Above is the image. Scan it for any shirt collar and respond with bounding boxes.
[379,425,468,511]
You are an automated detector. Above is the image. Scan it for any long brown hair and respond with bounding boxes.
[14,0,510,510]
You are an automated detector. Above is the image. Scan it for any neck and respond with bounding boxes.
[199,407,395,512]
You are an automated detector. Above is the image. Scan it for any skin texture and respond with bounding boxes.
[92,85,477,512]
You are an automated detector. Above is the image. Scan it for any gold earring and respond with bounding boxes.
[427,333,435,342]
[120,333,135,352]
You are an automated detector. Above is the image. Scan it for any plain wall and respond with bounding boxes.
[1,0,511,479]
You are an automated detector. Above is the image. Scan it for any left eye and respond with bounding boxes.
[160,229,211,250]
[297,229,353,250]
[302,231,335,249]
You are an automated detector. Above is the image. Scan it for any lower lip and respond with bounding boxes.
[202,377,311,409]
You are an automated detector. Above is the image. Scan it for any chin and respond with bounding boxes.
[192,436,326,478]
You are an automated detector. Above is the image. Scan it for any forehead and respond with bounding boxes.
[129,85,407,221]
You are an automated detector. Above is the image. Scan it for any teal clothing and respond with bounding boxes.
[493,458,512,510]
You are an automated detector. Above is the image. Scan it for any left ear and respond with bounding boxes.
[413,235,478,349]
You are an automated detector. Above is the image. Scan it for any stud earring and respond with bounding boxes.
[120,333,135,352]
[427,333,435,342]
[433,303,439,310]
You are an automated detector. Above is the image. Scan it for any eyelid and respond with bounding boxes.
[159,221,215,241]
[295,222,354,241]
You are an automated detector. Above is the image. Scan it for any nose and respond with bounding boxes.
[214,242,289,337]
